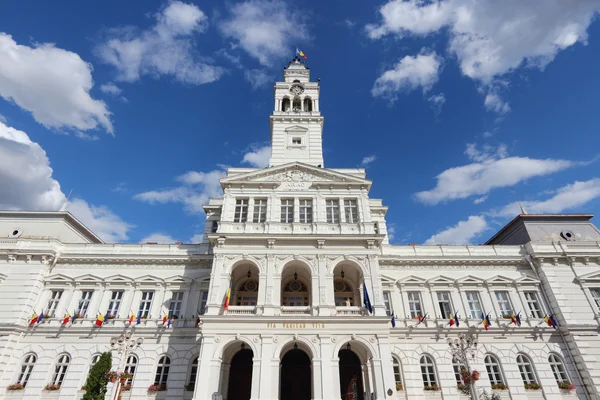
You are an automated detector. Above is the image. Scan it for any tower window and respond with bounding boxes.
[234,199,249,223]
[292,137,302,145]
[303,97,312,112]
[282,98,291,112]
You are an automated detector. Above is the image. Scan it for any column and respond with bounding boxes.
[313,356,324,400]
[193,337,219,400]
[66,287,80,316]
[251,358,262,400]
[206,255,225,315]
[121,284,137,319]
[312,274,320,315]
[87,283,105,317]
[258,336,275,399]
[257,270,268,315]
[320,337,339,400]
[263,255,276,316]
[377,337,397,400]
[150,284,166,320]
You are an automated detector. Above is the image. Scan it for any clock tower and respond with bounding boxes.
[269,56,324,167]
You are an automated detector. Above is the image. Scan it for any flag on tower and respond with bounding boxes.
[363,283,373,314]
[62,312,70,325]
[224,282,232,311]
[29,312,39,326]
[296,47,307,59]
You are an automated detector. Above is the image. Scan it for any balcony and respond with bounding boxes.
[280,306,311,315]
[225,306,257,315]
[335,306,365,316]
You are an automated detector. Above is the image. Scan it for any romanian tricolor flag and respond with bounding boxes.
[128,311,135,325]
[449,313,455,326]
[482,313,490,331]
[162,313,168,326]
[510,312,517,325]
[296,47,307,59]
[29,312,39,326]
[417,313,428,324]
[544,315,552,327]
[224,282,232,311]
[62,312,70,325]
[95,312,105,327]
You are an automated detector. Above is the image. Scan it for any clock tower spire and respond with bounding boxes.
[269,56,324,167]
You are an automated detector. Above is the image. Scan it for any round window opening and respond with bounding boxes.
[9,228,22,238]
[561,230,575,241]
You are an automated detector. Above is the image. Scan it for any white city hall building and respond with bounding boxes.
[1,58,600,400]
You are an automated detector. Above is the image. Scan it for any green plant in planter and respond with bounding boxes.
[7,383,24,390]
[524,383,541,390]
[82,352,112,400]
[396,382,403,391]
[424,384,440,391]
[491,383,508,390]
[558,381,575,390]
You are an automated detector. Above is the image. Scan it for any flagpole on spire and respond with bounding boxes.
[59,189,73,212]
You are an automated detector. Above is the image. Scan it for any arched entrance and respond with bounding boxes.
[339,348,364,400]
[226,348,253,400]
[280,348,312,400]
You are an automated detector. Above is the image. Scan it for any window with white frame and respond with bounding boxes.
[548,354,570,384]
[187,357,199,389]
[407,292,423,318]
[90,354,101,366]
[50,354,70,386]
[484,355,505,386]
[124,355,138,385]
[590,288,600,309]
[326,199,340,223]
[154,356,171,386]
[107,291,123,317]
[234,199,249,223]
[524,291,544,318]
[344,199,359,223]
[253,199,267,223]
[76,291,93,316]
[437,292,453,319]
[495,291,513,316]
[383,291,392,316]
[452,357,465,385]
[46,290,63,317]
[17,353,36,387]
[516,354,537,385]
[466,291,483,319]
[281,199,294,223]
[168,292,184,318]
[199,290,208,315]
[211,220,218,233]
[138,291,154,318]
[420,355,438,387]
[392,357,402,385]
[299,199,313,223]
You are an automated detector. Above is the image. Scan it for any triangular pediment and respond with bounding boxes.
[398,275,426,285]
[514,275,540,284]
[165,275,192,285]
[577,270,600,283]
[427,275,455,285]
[74,274,103,283]
[105,274,133,284]
[380,275,396,286]
[485,275,514,285]
[135,275,164,284]
[45,274,74,283]
[221,162,371,188]
[456,275,485,285]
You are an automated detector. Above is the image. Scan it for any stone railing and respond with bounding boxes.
[225,306,257,315]
[280,306,311,315]
[335,306,364,316]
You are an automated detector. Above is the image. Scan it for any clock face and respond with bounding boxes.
[290,85,304,95]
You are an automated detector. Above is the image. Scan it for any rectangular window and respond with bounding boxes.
[292,137,302,145]
[466,291,483,319]
[299,199,313,223]
[383,291,392,316]
[407,292,422,318]
[46,290,63,317]
[107,291,123,317]
[168,292,184,318]
[234,199,249,223]
[437,292,453,319]
[252,199,267,223]
[326,199,340,223]
[524,291,544,318]
[211,220,218,233]
[590,288,600,309]
[344,199,359,223]
[281,199,294,223]
[495,291,513,316]
[138,291,154,318]
[199,291,208,315]
[76,291,93,317]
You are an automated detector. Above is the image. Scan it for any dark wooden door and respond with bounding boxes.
[280,349,311,400]
[227,349,253,400]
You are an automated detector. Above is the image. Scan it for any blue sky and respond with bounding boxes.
[0,0,599,245]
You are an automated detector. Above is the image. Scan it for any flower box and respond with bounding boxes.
[395,382,403,391]
[121,383,132,391]
[424,385,440,391]
[524,383,541,390]
[7,383,24,391]
[43,384,61,391]
[148,384,167,392]
[558,381,575,391]
[491,383,508,390]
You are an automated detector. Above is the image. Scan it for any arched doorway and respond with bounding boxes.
[339,348,364,400]
[280,348,311,400]
[226,348,253,400]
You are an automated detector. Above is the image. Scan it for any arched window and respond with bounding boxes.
[17,353,36,387]
[420,355,438,387]
[154,356,170,386]
[392,357,402,385]
[282,98,291,112]
[303,97,312,112]
[90,354,101,366]
[516,354,537,385]
[334,279,354,306]
[124,355,138,385]
[292,96,301,112]
[235,279,259,306]
[282,280,309,306]
[548,354,570,384]
[484,355,505,386]
[452,357,466,385]
[187,357,199,391]
[51,354,70,386]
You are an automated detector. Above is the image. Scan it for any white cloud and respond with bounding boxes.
[189,233,205,243]
[134,168,226,214]
[244,69,273,90]
[484,92,510,114]
[482,131,494,138]
[220,0,309,66]
[111,182,128,193]
[493,178,600,217]
[473,196,487,205]
[416,144,575,204]
[100,82,122,96]
[140,233,177,244]
[97,1,223,85]
[0,114,6,123]
[0,33,112,134]
[372,50,442,99]
[0,121,132,242]
[428,92,446,115]
[361,155,377,166]
[242,145,271,168]
[344,19,356,29]
[387,224,396,242]
[424,215,488,245]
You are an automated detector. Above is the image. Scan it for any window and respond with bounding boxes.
[437,292,453,319]
[188,357,199,389]
[234,199,249,223]
[407,292,423,318]
[516,354,537,385]
[299,199,313,223]
[90,354,101,366]
[17,354,36,387]
[236,279,258,306]
[138,291,154,318]
[392,357,402,384]
[76,290,93,317]
[452,357,465,385]
[282,281,309,306]
[466,291,483,319]
[548,354,570,384]
[281,199,294,223]
[344,199,359,223]
[495,292,513,316]
[420,355,437,387]
[107,291,123,317]
[169,292,184,318]
[383,291,392,316]
[46,290,63,317]
[334,280,354,306]
[253,199,267,223]
[292,137,302,145]
[326,199,340,223]
[124,355,138,385]
[199,291,208,315]
[154,356,171,386]
[591,288,600,309]
[374,222,379,234]
[51,354,70,386]
[211,220,219,233]
[524,292,544,318]
[485,355,505,385]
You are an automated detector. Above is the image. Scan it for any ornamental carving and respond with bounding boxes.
[264,170,328,183]
[320,288,326,302]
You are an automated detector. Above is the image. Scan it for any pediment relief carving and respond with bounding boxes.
[263,170,329,183]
